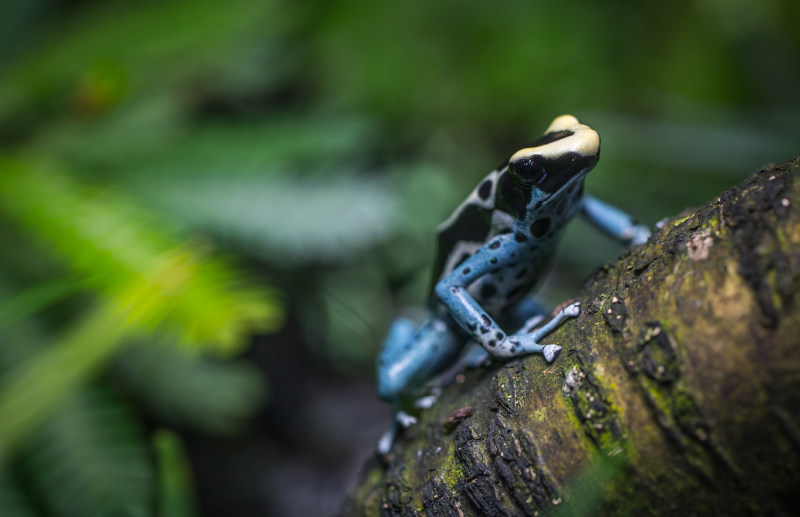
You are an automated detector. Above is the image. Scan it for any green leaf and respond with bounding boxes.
[22,388,153,517]
[0,303,130,462]
[0,160,282,352]
[154,429,198,517]
[134,175,399,262]
[0,161,281,460]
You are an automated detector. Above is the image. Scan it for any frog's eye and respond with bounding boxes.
[509,157,546,184]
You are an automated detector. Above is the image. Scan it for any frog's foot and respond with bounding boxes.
[562,301,581,317]
[377,424,397,454]
[628,224,651,246]
[543,344,562,362]
[378,411,418,454]
[396,410,417,428]
[414,388,441,409]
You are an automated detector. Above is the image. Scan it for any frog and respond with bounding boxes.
[376,115,650,453]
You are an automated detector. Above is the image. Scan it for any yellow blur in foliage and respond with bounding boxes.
[0,160,281,461]
[0,160,281,352]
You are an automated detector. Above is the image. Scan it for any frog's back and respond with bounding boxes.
[429,167,515,298]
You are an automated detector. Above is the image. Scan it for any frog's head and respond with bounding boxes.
[507,115,600,200]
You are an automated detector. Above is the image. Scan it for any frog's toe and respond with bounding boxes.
[543,344,562,362]
[396,411,417,428]
[414,389,440,409]
[630,225,651,246]
[377,425,396,454]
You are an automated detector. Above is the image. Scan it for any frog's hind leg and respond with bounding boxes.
[376,316,464,453]
[382,317,417,359]
[377,316,463,403]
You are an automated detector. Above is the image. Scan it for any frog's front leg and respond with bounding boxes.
[434,235,575,361]
[442,297,550,371]
[581,195,651,245]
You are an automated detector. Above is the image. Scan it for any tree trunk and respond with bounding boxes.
[341,157,800,516]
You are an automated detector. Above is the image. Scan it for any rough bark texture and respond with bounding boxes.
[341,157,800,516]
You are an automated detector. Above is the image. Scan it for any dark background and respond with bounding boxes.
[0,1,798,515]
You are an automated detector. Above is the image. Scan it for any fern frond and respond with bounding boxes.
[0,160,281,460]
[0,160,282,350]
[21,388,153,517]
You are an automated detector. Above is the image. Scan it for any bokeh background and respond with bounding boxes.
[0,1,798,516]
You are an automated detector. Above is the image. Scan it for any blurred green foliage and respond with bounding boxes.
[0,0,798,514]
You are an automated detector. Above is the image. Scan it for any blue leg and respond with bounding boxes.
[376,316,463,403]
[436,243,579,361]
[457,297,549,368]
[581,195,651,245]
[376,315,465,453]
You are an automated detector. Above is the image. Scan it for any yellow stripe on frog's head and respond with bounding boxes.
[507,115,600,193]
[513,115,600,163]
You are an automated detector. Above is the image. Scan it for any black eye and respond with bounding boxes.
[511,158,546,184]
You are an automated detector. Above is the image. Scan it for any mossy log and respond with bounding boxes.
[342,157,800,516]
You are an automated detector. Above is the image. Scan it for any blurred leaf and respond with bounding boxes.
[22,388,153,517]
[0,160,282,351]
[36,111,373,180]
[154,429,197,517]
[0,277,80,331]
[0,0,286,123]
[133,175,399,262]
[113,342,266,435]
[0,303,128,462]
[548,447,628,517]
[0,161,281,460]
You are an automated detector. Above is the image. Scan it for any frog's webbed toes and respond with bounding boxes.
[543,344,562,362]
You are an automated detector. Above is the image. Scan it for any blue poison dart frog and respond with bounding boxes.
[376,115,650,453]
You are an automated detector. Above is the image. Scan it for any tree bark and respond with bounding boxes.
[341,157,800,516]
